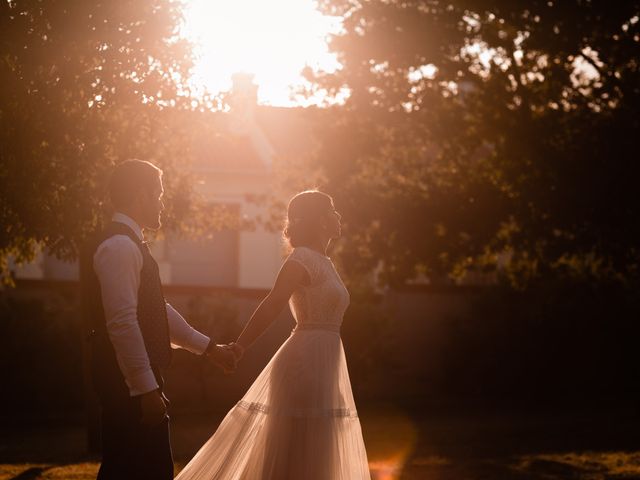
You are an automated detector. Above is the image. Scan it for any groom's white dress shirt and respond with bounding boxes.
[93,212,210,396]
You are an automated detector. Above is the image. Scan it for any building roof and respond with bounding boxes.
[189,105,317,174]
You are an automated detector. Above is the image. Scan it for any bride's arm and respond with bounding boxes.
[235,259,310,352]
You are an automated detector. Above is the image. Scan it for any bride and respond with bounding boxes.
[175,190,371,479]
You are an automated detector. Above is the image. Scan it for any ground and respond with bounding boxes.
[2,405,639,479]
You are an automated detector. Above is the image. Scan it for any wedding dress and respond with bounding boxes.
[175,246,371,480]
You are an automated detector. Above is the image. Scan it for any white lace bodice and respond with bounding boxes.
[286,247,350,328]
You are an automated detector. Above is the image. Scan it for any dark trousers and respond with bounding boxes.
[95,368,173,480]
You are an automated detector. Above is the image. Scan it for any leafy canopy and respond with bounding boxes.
[0,0,224,280]
[307,0,640,286]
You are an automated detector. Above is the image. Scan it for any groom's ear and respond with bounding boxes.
[129,187,147,211]
[139,185,155,201]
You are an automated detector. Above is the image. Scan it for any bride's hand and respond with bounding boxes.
[206,344,237,373]
[224,342,245,362]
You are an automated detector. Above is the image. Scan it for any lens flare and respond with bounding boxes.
[181,0,342,106]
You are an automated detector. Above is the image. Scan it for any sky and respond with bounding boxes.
[181,0,343,107]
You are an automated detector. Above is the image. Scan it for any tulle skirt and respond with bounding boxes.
[175,326,371,480]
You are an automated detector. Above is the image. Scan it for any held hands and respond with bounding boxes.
[225,342,245,363]
[207,343,240,373]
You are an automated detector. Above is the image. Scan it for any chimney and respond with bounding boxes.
[228,73,258,135]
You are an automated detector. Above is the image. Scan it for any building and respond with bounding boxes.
[13,75,314,289]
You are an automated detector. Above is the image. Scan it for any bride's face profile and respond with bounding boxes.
[325,208,342,239]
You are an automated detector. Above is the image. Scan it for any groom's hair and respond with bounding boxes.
[109,159,163,209]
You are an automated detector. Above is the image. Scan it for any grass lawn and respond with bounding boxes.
[2,406,640,479]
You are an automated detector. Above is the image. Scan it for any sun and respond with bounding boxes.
[181,0,342,107]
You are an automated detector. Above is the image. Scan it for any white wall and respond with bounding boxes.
[177,168,284,289]
[238,201,283,289]
[11,249,45,280]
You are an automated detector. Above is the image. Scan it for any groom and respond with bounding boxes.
[82,159,237,480]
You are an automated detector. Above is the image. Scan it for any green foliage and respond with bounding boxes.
[308,0,640,287]
[340,277,398,393]
[438,279,640,402]
[0,0,225,281]
[185,293,241,343]
[0,290,84,411]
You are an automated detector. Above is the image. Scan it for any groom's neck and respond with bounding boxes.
[116,209,145,231]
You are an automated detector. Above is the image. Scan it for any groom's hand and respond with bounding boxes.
[207,344,237,373]
[140,389,167,426]
[226,342,244,362]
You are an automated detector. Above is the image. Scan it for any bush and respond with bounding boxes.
[0,291,84,414]
[439,280,640,407]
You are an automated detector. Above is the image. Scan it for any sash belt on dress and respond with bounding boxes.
[293,323,341,333]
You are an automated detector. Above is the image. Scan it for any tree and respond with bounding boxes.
[0,0,223,281]
[307,0,640,287]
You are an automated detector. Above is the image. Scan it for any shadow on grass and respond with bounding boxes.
[9,467,52,480]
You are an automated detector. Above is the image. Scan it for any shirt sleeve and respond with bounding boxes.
[286,248,314,284]
[166,303,211,355]
[93,235,158,396]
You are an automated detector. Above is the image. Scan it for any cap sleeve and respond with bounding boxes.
[286,247,317,284]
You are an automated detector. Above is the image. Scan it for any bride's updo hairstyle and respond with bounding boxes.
[284,190,334,248]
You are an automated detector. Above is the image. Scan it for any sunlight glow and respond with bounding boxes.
[365,410,418,480]
[181,0,342,107]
